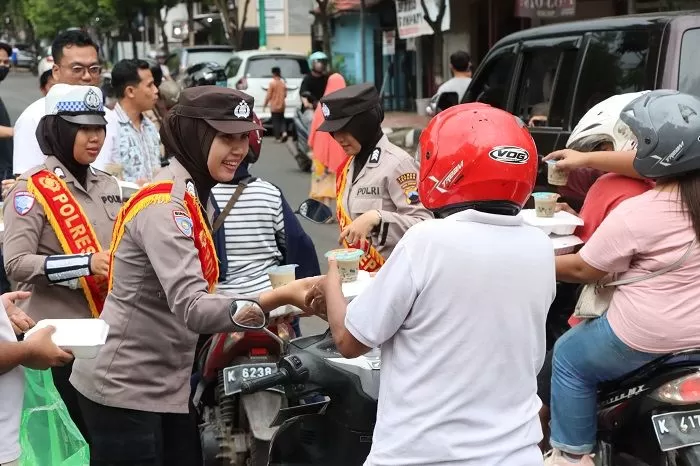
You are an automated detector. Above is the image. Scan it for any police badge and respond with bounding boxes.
[322,103,330,118]
[14,191,35,216]
[233,100,251,119]
[84,89,102,111]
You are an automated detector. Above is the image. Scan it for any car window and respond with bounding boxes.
[185,50,234,68]
[462,48,516,110]
[225,57,243,78]
[573,30,651,125]
[513,47,578,128]
[679,28,700,98]
[245,56,310,79]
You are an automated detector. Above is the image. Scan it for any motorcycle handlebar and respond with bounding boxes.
[241,369,290,394]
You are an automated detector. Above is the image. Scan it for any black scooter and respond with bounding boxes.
[240,330,378,466]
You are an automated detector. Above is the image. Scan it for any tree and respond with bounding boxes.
[211,0,251,48]
[23,0,101,38]
[185,0,195,46]
[420,0,447,90]
[315,0,332,63]
[154,0,178,54]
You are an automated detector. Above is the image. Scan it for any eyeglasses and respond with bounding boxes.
[64,64,102,77]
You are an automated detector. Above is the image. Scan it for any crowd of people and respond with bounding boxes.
[0,26,699,466]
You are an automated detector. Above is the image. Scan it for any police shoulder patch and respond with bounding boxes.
[185,180,197,197]
[173,210,194,238]
[396,172,419,205]
[14,191,35,216]
[53,167,66,178]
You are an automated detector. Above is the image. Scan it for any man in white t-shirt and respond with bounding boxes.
[12,30,118,175]
[430,50,472,108]
[0,291,73,466]
[307,104,555,465]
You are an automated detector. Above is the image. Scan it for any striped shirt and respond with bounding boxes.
[212,179,286,296]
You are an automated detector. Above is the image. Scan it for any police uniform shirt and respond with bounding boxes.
[2,157,121,321]
[319,83,433,258]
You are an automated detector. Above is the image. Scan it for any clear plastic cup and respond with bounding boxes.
[325,248,364,283]
[267,264,298,289]
[532,192,560,218]
[547,160,569,186]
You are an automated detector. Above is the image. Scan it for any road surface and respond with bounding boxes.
[0,71,331,336]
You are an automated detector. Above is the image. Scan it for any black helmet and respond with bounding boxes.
[621,90,700,178]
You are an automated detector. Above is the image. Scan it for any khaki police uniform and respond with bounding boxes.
[339,135,433,258]
[71,159,247,414]
[3,156,121,321]
[319,83,433,258]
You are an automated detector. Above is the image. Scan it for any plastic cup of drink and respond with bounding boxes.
[532,192,560,218]
[267,264,298,289]
[325,248,364,283]
[547,160,569,186]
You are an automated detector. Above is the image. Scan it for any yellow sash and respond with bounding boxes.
[27,170,107,317]
[335,158,385,272]
[108,181,219,292]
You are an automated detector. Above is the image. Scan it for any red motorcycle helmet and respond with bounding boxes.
[246,112,264,163]
[418,103,538,215]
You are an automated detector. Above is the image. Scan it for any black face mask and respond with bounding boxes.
[0,66,10,82]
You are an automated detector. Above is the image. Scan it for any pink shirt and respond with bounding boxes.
[580,189,700,353]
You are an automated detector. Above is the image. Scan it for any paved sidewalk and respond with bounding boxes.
[382,112,431,130]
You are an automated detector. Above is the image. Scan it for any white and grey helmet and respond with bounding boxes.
[567,91,650,152]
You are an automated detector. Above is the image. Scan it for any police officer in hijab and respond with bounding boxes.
[318,83,432,273]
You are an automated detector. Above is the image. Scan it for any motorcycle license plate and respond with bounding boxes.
[222,363,278,396]
[652,409,700,451]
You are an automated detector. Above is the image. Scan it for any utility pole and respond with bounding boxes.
[258,0,267,49]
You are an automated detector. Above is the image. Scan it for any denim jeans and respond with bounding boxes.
[549,314,661,454]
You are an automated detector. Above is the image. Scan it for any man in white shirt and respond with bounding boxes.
[308,104,555,465]
[0,291,73,466]
[12,30,118,175]
[430,50,472,108]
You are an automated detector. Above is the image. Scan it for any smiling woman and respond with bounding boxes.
[69,86,322,465]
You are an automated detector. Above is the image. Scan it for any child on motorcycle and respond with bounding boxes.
[307,103,555,465]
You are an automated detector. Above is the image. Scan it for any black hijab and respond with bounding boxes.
[36,115,90,187]
[160,112,218,203]
[341,104,385,181]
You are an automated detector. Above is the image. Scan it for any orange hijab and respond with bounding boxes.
[308,73,348,174]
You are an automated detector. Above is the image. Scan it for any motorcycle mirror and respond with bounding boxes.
[296,198,334,224]
[229,300,267,330]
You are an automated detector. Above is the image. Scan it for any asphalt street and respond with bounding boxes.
[0,70,331,336]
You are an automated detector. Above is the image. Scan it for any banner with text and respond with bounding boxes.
[515,0,575,18]
[395,0,451,39]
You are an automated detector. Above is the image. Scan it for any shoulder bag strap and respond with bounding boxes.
[213,176,253,233]
[607,238,697,287]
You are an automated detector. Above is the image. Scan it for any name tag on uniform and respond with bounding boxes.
[356,186,381,198]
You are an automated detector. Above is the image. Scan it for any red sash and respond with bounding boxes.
[27,170,107,317]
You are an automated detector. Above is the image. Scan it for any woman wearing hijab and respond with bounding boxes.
[70,86,319,465]
[316,83,433,272]
[3,84,119,441]
[308,73,348,208]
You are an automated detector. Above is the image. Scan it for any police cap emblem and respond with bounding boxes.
[322,103,330,118]
[233,100,251,119]
[84,89,102,111]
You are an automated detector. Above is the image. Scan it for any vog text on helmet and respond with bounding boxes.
[488,146,530,165]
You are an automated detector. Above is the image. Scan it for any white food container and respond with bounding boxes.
[342,270,373,302]
[24,319,109,359]
[552,235,584,255]
[521,209,584,236]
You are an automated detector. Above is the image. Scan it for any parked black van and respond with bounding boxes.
[460,11,700,207]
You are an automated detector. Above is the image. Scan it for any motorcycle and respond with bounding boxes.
[288,105,313,173]
[240,329,379,466]
[183,62,228,89]
[592,350,700,465]
[194,317,293,465]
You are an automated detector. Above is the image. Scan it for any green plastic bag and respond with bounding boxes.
[19,368,90,466]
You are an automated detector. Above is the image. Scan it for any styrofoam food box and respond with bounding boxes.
[343,270,373,302]
[24,319,109,359]
[521,209,584,236]
[552,235,584,255]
